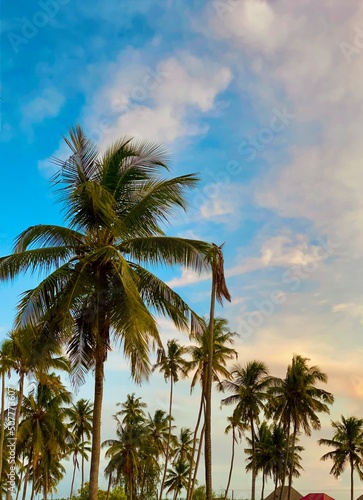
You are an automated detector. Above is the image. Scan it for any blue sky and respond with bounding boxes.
[2,0,363,498]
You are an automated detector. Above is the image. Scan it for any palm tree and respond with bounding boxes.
[142,409,171,498]
[68,434,91,499]
[103,397,161,500]
[17,373,72,499]
[245,422,304,500]
[173,427,194,464]
[186,317,238,499]
[164,459,190,500]
[108,393,148,500]
[269,355,334,500]
[221,360,272,500]
[146,409,170,460]
[153,338,189,500]
[224,410,246,500]
[6,326,69,444]
[269,424,291,492]
[204,244,231,500]
[319,415,363,500]
[66,398,93,490]
[0,125,213,498]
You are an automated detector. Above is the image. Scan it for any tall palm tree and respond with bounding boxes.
[224,410,246,500]
[204,244,231,500]
[0,125,212,499]
[186,317,238,500]
[319,415,363,500]
[221,360,272,500]
[66,398,93,490]
[269,355,334,500]
[153,338,189,500]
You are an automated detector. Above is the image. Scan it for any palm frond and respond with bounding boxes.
[13,225,84,252]
[0,247,73,281]
[123,236,212,273]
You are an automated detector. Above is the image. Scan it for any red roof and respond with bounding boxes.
[301,494,335,500]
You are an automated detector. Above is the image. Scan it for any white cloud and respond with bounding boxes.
[332,302,363,323]
[21,88,65,126]
[204,0,363,259]
[83,51,232,147]
[167,268,211,288]
[206,0,290,55]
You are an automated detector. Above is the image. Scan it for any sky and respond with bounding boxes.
[1,0,363,498]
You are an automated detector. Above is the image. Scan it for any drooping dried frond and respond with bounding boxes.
[207,243,231,305]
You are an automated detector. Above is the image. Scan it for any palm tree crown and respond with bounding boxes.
[319,415,363,500]
[0,125,212,498]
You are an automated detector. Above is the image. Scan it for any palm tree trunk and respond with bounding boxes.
[15,456,24,500]
[225,426,236,500]
[22,447,33,500]
[250,413,256,500]
[159,377,174,499]
[106,473,112,500]
[279,418,291,500]
[205,276,217,500]
[0,371,5,481]
[14,371,25,437]
[30,479,35,500]
[287,420,297,500]
[89,352,105,500]
[186,390,205,500]
[43,473,48,500]
[261,472,265,500]
[191,421,206,495]
[81,434,85,489]
[69,454,77,499]
[350,455,354,500]
[159,376,174,500]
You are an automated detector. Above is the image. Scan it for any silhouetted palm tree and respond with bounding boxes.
[269,355,334,500]
[66,398,93,490]
[153,339,189,500]
[204,244,231,500]
[224,410,246,500]
[319,415,363,500]
[186,317,237,499]
[221,360,272,500]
